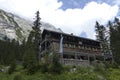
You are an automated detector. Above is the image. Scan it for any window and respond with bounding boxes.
[95,48,98,51]
[89,47,91,50]
[73,44,76,48]
[78,45,80,48]
[79,41,82,45]
[81,46,84,49]
[64,43,68,47]
[84,46,86,49]
[69,44,72,47]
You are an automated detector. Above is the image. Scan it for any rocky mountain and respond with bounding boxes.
[0,9,62,42]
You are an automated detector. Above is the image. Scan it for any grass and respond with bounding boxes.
[0,65,120,80]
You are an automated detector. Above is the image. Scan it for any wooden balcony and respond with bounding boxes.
[63,47,102,56]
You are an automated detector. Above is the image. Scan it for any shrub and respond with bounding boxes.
[13,74,23,80]
[8,62,16,74]
[48,52,63,74]
[63,66,73,72]
[105,62,119,69]
[40,63,48,73]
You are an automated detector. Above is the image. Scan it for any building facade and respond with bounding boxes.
[40,29,103,66]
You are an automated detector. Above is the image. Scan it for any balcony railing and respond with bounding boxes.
[62,59,90,66]
[63,47,102,55]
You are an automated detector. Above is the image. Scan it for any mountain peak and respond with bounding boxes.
[0,9,62,41]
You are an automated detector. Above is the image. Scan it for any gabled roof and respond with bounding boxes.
[42,29,100,43]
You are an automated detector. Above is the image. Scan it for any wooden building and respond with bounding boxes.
[39,29,103,66]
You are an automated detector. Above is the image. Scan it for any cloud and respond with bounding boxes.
[43,1,118,39]
[0,0,119,39]
[113,0,120,5]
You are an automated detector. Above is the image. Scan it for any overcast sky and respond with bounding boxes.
[0,0,120,39]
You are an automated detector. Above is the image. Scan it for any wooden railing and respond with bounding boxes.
[62,59,90,66]
[63,47,102,55]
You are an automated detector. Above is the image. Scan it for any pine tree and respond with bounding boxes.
[32,11,41,59]
[95,21,111,61]
[109,18,120,64]
[22,11,41,74]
